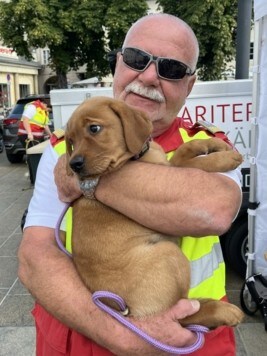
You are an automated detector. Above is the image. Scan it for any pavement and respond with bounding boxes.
[0,150,266,356]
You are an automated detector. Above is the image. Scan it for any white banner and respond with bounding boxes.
[253,1,267,276]
[254,0,267,20]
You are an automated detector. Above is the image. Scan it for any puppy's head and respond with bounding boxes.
[65,96,152,179]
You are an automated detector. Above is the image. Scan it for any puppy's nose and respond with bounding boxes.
[69,156,85,173]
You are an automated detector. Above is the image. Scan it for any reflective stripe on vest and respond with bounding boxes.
[21,101,49,128]
[168,127,226,300]
[53,127,226,300]
[18,128,45,136]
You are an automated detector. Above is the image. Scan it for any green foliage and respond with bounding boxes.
[105,0,149,50]
[156,0,238,81]
[0,0,148,87]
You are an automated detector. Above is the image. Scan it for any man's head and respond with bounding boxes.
[113,14,199,137]
[36,99,48,111]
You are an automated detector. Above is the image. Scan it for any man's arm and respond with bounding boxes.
[18,226,200,355]
[96,161,241,237]
[44,125,52,136]
[21,116,33,140]
[55,154,241,237]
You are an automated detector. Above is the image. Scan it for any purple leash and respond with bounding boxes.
[92,291,209,354]
[55,203,72,258]
[55,205,209,354]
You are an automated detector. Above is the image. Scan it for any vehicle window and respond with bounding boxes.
[10,103,26,115]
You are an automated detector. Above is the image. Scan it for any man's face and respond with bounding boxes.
[41,102,48,111]
[113,19,196,137]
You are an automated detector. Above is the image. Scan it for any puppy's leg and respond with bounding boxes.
[170,138,243,172]
[180,299,244,328]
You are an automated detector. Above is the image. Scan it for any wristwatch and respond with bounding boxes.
[79,177,100,200]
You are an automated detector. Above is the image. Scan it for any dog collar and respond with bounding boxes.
[131,139,151,161]
[80,177,100,199]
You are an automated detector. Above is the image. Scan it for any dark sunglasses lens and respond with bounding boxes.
[158,58,187,80]
[123,48,150,71]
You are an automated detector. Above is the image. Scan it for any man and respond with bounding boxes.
[18,14,242,355]
[18,99,52,147]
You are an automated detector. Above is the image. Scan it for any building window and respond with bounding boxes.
[19,84,30,98]
[43,49,50,65]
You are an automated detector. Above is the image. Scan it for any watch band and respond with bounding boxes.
[79,177,100,199]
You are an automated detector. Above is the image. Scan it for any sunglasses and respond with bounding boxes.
[121,47,195,81]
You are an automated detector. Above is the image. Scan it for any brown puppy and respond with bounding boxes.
[65,96,244,328]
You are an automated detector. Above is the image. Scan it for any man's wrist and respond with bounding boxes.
[80,177,100,199]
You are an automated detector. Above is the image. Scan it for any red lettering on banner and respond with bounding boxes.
[216,104,230,123]
[181,101,252,124]
[211,105,214,123]
[195,106,206,121]
[246,103,252,121]
[233,103,243,122]
[180,107,194,124]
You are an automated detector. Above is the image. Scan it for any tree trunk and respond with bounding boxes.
[56,67,68,89]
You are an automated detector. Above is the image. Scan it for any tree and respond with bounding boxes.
[0,0,148,88]
[156,0,238,80]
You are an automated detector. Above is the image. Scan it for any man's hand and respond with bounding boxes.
[103,299,202,356]
[27,133,34,141]
[54,154,82,202]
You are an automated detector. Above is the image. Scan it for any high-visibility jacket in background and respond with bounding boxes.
[18,100,49,138]
[33,117,236,356]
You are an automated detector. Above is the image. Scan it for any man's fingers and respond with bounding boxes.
[54,154,82,202]
[171,299,200,319]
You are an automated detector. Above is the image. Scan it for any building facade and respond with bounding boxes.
[0,45,40,111]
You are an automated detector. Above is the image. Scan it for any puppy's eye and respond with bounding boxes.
[88,124,101,135]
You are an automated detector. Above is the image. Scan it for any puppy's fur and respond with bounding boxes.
[65,96,244,328]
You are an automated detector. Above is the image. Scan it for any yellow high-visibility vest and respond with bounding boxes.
[166,127,226,300]
[21,101,49,127]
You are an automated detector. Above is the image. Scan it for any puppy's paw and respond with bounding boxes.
[226,151,243,170]
[180,299,244,328]
[199,301,244,328]
[216,302,244,327]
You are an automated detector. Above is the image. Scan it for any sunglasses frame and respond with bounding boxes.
[121,47,195,81]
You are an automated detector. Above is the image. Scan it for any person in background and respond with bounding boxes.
[18,13,242,356]
[18,99,52,148]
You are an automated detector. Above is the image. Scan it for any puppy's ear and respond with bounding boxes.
[65,126,74,176]
[110,101,152,154]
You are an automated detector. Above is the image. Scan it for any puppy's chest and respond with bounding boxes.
[72,197,145,237]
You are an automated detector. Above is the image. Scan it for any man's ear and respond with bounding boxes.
[186,74,197,97]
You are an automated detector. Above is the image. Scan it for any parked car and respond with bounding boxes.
[0,113,4,153]
[2,94,53,163]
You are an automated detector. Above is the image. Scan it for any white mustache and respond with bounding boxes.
[125,82,165,103]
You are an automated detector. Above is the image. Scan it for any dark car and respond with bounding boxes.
[0,116,3,153]
[2,94,53,163]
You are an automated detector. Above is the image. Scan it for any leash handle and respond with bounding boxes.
[92,291,209,354]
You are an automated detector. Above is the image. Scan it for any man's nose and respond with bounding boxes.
[138,62,160,85]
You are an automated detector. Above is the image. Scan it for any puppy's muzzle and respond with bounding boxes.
[70,155,85,174]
